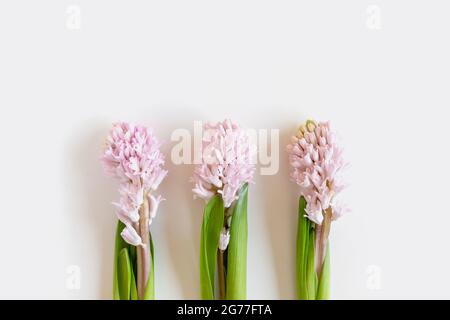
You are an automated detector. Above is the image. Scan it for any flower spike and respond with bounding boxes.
[193,119,255,300]
[287,120,348,300]
[102,122,167,300]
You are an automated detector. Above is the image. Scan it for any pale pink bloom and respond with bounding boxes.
[102,122,167,246]
[102,122,167,190]
[112,182,143,225]
[191,119,256,208]
[148,194,164,225]
[121,225,145,247]
[287,120,348,225]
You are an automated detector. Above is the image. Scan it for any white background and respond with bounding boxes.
[0,1,449,299]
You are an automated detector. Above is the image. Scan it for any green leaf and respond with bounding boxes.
[129,244,137,273]
[296,196,318,300]
[316,243,330,300]
[117,248,132,300]
[143,233,155,300]
[200,195,225,299]
[113,221,155,300]
[305,227,317,299]
[130,265,138,300]
[296,196,309,299]
[226,183,249,300]
[113,221,129,300]
[126,241,138,300]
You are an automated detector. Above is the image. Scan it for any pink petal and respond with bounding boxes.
[121,225,144,247]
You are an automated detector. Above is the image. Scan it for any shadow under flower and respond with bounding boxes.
[261,125,298,299]
[67,123,116,299]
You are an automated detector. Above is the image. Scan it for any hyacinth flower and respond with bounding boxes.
[286,120,348,300]
[101,122,167,300]
[192,119,256,300]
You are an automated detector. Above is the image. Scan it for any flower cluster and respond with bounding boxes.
[287,120,347,225]
[192,119,256,208]
[102,122,167,246]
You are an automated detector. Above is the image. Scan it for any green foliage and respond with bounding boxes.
[226,184,248,300]
[296,196,330,300]
[113,221,155,300]
[199,195,225,299]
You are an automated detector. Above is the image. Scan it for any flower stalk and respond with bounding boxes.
[136,191,150,299]
[217,249,226,299]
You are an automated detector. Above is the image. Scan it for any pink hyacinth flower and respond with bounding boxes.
[102,122,167,246]
[286,120,348,225]
[191,119,256,209]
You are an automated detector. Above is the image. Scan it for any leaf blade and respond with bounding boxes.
[117,248,132,300]
[296,196,310,299]
[226,184,248,300]
[200,195,225,299]
[316,243,330,300]
[305,227,317,299]
[113,221,128,300]
[130,265,138,300]
[143,233,155,300]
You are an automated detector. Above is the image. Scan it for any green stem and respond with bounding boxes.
[217,249,226,299]
[137,192,150,300]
